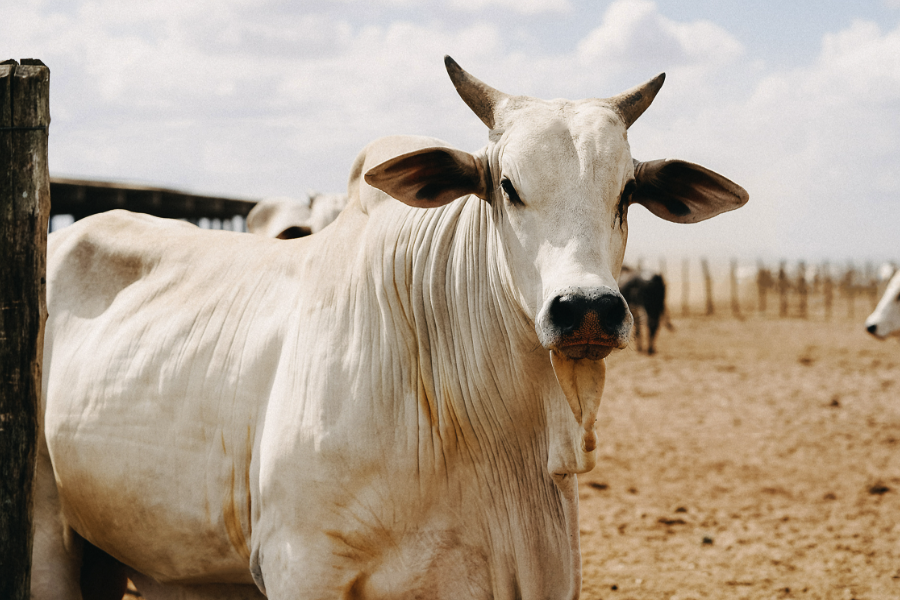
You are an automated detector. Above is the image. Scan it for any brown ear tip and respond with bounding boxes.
[363,169,379,186]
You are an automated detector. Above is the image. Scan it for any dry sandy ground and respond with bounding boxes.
[578,314,900,600]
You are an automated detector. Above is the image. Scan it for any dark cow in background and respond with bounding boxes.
[619,265,670,354]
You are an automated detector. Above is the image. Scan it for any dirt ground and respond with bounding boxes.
[578,312,900,600]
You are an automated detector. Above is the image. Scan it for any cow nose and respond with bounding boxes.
[536,286,632,358]
[867,323,878,335]
[548,292,628,336]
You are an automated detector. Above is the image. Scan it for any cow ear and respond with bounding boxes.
[364,147,489,209]
[631,159,748,224]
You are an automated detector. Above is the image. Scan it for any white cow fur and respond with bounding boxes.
[245,197,311,238]
[866,270,900,338]
[309,192,349,234]
[34,57,747,600]
[246,193,349,239]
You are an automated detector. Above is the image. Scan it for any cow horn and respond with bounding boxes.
[445,55,509,130]
[606,72,666,129]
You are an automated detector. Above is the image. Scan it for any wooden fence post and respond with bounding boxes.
[0,59,50,600]
[797,261,808,319]
[701,258,714,315]
[756,261,768,315]
[777,261,789,318]
[681,257,690,317]
[730,258,741,318]
[843,265,856,319]
[822,262,833,321]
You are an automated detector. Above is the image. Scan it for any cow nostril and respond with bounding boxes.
[596,294,627,329]
[547,291,628,336]
[549,295,580,332]
[867,323,878,335]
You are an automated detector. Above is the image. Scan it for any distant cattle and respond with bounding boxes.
[619,266,669,354]
[866,269,900,339]
[34,56,747,599]
[246,192,348,239]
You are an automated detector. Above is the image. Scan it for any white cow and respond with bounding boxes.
[308,192,349,234]
[866,269,900,338]
[245,196,312,238]
[247,193,349,239]
[34,56,748,600]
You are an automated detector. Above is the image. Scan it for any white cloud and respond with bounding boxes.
[4,0,900,260]
[577,0,743,74]
[449,0,571,15]
[623,16,900,261]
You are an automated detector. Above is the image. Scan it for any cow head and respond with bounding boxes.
[365,56,748,475]
[866,270,900,339]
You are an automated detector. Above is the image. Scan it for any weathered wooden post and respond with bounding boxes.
[866,262,878,309]
[822,262,833,321]
[701,258,714,316]
[756,261,768,315]
[797,261,808,319]
[777,261,789,318]
[730,258,741,318]
[0,58,50,600]
[681,257,690,317]
[842,264,856,319]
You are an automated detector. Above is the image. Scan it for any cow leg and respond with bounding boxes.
[128,572,266,600]
[647,317,660,355]
[31,437,82,600]
[81,540,129,600]
[633,308,645,352]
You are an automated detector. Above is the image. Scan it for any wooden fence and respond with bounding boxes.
[655,257,892,321]
[49,177,258,230]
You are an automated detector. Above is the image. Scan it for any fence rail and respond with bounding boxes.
[50,177,258,224]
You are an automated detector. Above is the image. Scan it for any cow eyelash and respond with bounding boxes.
[616,179,636,227]
[501,178,524,206]
[621,180,636,204]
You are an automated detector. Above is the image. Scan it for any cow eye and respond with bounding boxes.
[501,178,523,206]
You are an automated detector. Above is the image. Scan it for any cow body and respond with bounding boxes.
[618,266,668,354]
[34,58,747,600]
[247,193,349,239]
[866,269,900,339]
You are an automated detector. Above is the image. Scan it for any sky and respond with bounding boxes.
[4,0,900,264]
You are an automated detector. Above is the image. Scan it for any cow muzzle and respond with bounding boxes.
[539,287,632,477]
[536,286,632,359]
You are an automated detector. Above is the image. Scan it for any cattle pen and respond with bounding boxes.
[6,57,897,598]
[31,192,900,600]
[23,181,900,600]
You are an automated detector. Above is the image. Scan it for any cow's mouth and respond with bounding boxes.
[556,342,615,360]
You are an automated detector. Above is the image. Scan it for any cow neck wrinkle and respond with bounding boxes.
[358,193,581,593]
[391,195,540,442]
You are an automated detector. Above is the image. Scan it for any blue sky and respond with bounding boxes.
[4,0,900,263]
